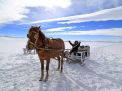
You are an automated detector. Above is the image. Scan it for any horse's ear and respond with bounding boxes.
[38,26,41,29]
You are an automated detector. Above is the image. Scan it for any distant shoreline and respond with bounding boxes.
[0,36,122,43]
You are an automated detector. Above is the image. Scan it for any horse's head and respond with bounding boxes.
[27,26,40,42]
[27,26,45,49]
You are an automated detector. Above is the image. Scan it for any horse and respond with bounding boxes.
[27,26,65,81]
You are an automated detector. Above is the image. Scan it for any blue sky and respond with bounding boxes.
[0,0,122,41]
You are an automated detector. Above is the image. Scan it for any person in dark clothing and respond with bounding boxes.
[69,40,81,55]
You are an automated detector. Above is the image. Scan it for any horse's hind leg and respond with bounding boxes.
[57,56,61,70]
[60,54,64,73]
[39,60,44,81]
[45,59,50,81]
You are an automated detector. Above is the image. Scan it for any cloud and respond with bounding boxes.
[59,6,122,24]
[0,0,71,24]
[47,28,122,36]
[44,26,75,32]
[1,0,122,25]
[23,6,122,24]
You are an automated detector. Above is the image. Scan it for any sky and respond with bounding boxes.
[0,0,122,41]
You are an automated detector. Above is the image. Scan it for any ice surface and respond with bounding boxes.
[0,37,122,91]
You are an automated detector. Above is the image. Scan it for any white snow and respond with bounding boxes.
[0,37,122,91]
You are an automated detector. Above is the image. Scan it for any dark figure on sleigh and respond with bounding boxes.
[69,40,81,55]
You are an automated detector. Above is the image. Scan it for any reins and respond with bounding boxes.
[28,31,63,52]
[29,40,63,51]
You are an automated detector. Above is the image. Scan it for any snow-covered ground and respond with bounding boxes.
[0,37,122,91]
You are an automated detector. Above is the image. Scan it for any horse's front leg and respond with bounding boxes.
[45,59,50,81]
[39,60,44,81]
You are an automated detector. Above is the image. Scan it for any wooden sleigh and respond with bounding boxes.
[64,45,90,64]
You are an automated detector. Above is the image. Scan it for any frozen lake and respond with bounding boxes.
[0,37,122,91]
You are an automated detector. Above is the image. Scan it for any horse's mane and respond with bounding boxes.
[38,29,45,39]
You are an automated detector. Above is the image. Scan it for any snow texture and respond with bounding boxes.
[0,37,122,91]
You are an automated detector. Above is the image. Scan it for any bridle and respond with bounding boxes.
[27,30,49,51]
[27,29,63,51]
[27,30,39,49]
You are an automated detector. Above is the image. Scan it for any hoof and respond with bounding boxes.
[39,78,43,81]
[56,68,59,71]
[60,70,63,73]
[44,76,48,82]
[60,71,62,73]
[44,79,48,82]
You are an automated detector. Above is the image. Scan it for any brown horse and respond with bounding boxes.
[27,26,65,81]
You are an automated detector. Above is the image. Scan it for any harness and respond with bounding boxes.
[28,31,63,51]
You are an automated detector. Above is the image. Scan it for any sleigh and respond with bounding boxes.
[65,45,90,64]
